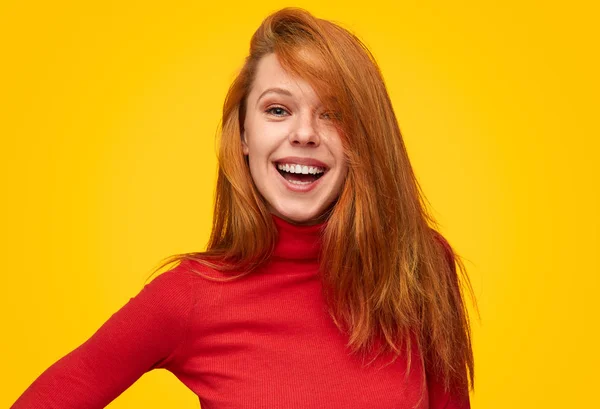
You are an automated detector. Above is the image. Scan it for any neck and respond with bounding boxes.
[271,213,327,261]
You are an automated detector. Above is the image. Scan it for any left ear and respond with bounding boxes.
[241,130,249,155]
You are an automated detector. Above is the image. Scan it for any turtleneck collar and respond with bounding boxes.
[271,213,327,261]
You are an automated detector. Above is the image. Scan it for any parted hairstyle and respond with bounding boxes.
[151,7,475,398]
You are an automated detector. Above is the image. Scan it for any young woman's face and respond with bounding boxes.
[242,53,348,225]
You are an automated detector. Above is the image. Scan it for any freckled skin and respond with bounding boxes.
[242,53,348,226]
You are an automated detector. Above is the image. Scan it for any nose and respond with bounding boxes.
[289,113,320,147]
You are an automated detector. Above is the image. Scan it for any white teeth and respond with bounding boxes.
[288,179,313,185]
[276,163,326,175]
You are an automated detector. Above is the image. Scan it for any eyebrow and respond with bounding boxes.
[256,87,293,106]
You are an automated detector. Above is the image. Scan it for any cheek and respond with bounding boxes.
[244,134,275,180]
[245,125,284,159]
[246,138,271,162]
[326,132,348,173]
[331,140,349,191]
[333,166,349,196]
[322,125,345,154]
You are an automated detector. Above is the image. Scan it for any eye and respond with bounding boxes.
[320,111,340,121]
[265,106,290,117]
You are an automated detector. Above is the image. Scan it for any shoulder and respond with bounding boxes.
[430,228,451,250]
[429,228,454,255]
[129,261,206,323]
[429,228,458,276]
[145,257,228,286]
[143,262,198,295]
[146,259,201,285]
[139,258,229,303]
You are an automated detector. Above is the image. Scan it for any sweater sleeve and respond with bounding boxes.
[11,265,196,409]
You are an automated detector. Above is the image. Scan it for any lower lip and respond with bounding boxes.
[273,164,326,193]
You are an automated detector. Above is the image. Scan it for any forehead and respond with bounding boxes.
[249,53,320,103]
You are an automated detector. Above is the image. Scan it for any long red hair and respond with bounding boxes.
[152,7,474,396]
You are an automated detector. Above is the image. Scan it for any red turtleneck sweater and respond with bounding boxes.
[11,214,470,408]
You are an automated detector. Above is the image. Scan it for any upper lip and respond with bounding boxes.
[274,156,329,169]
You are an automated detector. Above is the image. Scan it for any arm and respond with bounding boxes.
[11,265,196,409]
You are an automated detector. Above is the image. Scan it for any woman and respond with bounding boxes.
[12,7,474,409]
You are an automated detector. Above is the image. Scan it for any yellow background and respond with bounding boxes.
[2,1,598,408]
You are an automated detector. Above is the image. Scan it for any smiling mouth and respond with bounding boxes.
[274,162,327,185]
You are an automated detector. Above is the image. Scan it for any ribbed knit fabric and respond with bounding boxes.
[11,214,470,409]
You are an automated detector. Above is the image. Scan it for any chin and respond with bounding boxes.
[270,203,328,225]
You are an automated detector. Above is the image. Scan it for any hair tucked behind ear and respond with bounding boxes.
[149,7,475,398]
